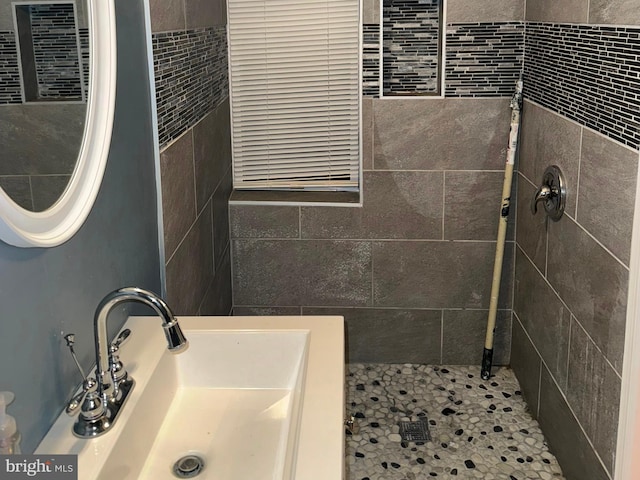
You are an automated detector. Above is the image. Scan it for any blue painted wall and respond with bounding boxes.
[0,0,162,453]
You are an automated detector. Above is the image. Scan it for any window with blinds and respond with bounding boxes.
[228,0,361,191]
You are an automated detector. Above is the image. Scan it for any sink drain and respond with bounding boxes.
[173,455,205,478]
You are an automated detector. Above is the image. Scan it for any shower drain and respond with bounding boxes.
[173,455,205,478]
[399,419,432,443]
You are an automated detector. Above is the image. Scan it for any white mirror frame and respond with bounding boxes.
[0,0,116,248]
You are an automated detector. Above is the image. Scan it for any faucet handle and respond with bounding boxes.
[109,329,132,390]
[530,165,566,221]
[110,329,131,353]
[66,377,97,416]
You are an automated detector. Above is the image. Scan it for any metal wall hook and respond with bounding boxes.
[531,165,566,221]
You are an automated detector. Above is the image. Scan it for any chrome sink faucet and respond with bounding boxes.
[66,287,188,438]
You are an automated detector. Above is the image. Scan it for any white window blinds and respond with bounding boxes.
[228,0,361,191]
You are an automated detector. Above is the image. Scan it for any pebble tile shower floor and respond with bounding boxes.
[345,364,565,480]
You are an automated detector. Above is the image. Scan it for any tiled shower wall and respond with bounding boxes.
[230,0,526,365]
[511,3,640,479]
[148,0,232,315]
[229,3,640,476]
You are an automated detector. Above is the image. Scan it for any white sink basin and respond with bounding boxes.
[36,316,345,480]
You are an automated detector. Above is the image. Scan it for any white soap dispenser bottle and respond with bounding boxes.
[0,391,20,454]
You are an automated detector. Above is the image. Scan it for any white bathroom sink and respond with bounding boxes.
[36,316,345,480]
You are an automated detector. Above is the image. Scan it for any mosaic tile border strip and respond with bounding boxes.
[446,22,524,98]
[0,31,21,104]
[79,28,89,96]
[362,21,525,98]
[525,22,640,149]
[0,24,87,105]
[30,3,83,99]
[153,26,228,149]
[363,24,380,97]
[382,0,442,95]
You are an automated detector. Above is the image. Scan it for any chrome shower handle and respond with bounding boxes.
[530,165,566,221]
[531,184,552,215]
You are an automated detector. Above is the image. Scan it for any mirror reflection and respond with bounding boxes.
[0,0,88,211]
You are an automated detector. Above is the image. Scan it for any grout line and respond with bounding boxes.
[442,171,446,240]
[565,315,573,391]
[371,241,375,307]
[516,243,623,378]
[237,305,513,312]
[440,309,444,364]
[210,198,216,275]
[27,176,35,211]
[574,314,622,382]
[544,215,549,277]
[539,359,613,479]
[229,237,506,243]
[181,0,187,30]
[575,127,583,221]
[555,210,629,270]
[165,188,207,266]
[368,169,508,173]
[536,357,541,418]
[196,274,215,315]
[514,310,607,475]
[190,128,198,216]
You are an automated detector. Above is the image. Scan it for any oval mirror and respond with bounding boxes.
[0,0,115,247]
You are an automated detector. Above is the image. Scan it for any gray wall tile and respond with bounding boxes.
[514,247,571,389]
[589,0,640,25]
[213,166,232,266]
[372,240,513,309]
[547,217,628,372]
[193,99,231,213]
[373,98,511,170]
[199,244,232,315]
[566,319,621,474]
[0,104,85,176]
[0,177,32,210]
[185,0,225,28]
[148,0,185,32]
[510,317,541,417]
[525,0,589,23]
[31,175,70,212]
[577,130,637,266]
[516,173,548,273]
[442,310,511,365]
[160,131,196,259]
[538,368,610,480]
[444,171,515,241]
[230,205,300,239]
[301,171,443,240]
[363,0,380,24]
[304,307,442,364]
[363,97,374,170]
[232,240,373,306]
[165,201,214,315]
[447,0,524,22]
[234,306,302,315]
[519,101,581,217]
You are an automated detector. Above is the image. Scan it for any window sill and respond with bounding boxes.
[229,189,361,207]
